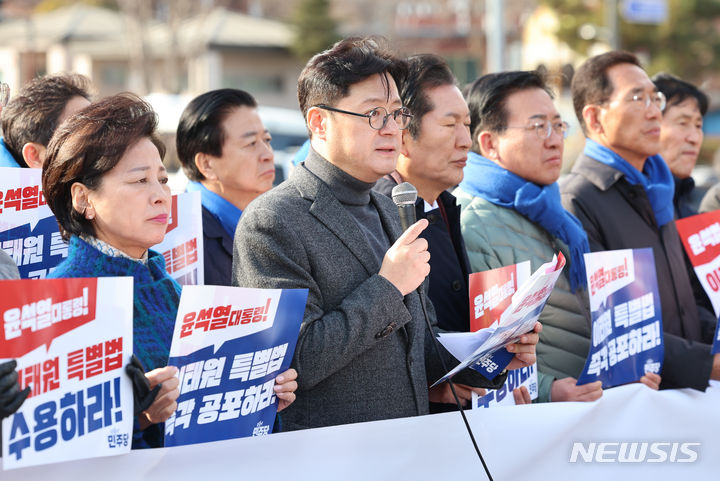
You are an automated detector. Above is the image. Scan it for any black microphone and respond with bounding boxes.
[391,182,417,231]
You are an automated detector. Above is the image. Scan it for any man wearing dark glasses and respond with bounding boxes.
[233,37,538,431]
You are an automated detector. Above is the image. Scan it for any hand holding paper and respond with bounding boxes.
[506,321,542,370]
[432,254,565,386]
[429,383,487,406]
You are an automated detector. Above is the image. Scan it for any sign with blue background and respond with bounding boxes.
[0,168,67,279]
[165,286,307,447]
[0,168,203,285]
[578,248,664,387]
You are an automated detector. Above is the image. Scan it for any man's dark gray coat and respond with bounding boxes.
[232,156,504,431]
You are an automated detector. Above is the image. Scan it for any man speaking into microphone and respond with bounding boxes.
[233,37,539,431]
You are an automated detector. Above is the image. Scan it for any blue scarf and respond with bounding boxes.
[459,152,589,291]
[186,181,243,238]
[0,137,21,168]
[49,236,181,449]
[583,138,674,227]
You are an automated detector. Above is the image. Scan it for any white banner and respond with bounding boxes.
[3,382,717,479]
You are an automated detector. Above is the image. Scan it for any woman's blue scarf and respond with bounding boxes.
[583,138,674,227]
[459,152,589,291]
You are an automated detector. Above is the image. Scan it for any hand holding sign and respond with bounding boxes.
[578,248,664,388]
[274,368,298,412]
[125,354,161,414]
[512,386,532,405]
[141,366,179,428]
[551,378,602,402]
[639,372,661,390]
[0,360,30,419]
[1,277,134,469]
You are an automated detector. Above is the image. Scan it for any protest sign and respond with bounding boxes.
[152,191,204,286]
[0,167,203,285]
[164,286,308,447]
[0,167,67,279]
[472,363,538,408]
[676,212,720,354]
[433,254,565,386]
[577,248,663,387]
[1,277,134,470]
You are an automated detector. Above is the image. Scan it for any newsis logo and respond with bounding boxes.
[569,441,700,463]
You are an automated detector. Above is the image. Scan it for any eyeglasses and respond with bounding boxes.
[626,90,666,111]
[315,104,413,130]
[505,120,570,140]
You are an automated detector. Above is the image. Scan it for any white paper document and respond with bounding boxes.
[431,253,565,386]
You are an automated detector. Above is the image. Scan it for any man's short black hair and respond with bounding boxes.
[176,88,258,182]
[652,73,708,116]
[400,54,457,139]
[1,73,92,167]
[571,50,642,133]
[297,36,407,132]
[464,70,551,154]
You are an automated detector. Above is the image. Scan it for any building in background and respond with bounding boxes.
[0,3,304,109]
[0,0,716,174]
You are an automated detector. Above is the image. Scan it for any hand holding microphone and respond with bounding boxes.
[379,218,430,295]
[379,182,430,296]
